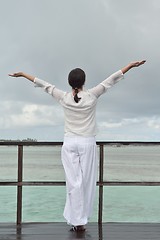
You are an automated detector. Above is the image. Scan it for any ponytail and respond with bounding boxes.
[74,88,81,103]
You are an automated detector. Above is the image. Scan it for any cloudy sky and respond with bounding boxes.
[0,0,159,141]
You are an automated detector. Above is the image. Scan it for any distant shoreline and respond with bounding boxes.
[0,138,37,142]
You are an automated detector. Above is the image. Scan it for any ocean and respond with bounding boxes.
[0,144,160,223]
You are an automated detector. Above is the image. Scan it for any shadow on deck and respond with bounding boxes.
[0,222,160,240]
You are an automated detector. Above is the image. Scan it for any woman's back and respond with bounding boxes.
[60,90,98,136]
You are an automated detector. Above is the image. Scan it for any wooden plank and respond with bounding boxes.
[103,223,160,240]
[0,223,160,240]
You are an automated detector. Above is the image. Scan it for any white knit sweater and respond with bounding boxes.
[34,70,124,137]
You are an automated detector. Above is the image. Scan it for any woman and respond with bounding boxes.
[9,60,146,231]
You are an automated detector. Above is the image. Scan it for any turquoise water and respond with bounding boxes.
[0,145,160,223]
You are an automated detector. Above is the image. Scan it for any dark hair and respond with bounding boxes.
[68,68,86,103]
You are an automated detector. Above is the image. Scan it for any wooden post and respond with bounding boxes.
[17,145,23,225]
[98,144,104,224]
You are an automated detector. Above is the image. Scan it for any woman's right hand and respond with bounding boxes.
[8,72,35,82]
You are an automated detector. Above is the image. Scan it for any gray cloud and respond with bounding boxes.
[0,0,160,140]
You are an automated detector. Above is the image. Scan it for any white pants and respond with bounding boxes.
[61,136,98,226]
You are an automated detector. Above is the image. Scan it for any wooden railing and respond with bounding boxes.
[0,141,160,225]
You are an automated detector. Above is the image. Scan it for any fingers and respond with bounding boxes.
[8,72,22,77]
[139,60,146,65]
[8,73,15,77]
[132,60,146,67]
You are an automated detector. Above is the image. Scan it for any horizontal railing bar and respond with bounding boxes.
[0,141,160,146]
[102,182,160,186]
[0,182,18,186]
[0,181,66,186]
[0,141,63,146]
[96,141,160,146]
[1,181,160,186]
[20,181,66,186]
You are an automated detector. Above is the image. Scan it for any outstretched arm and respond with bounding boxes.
[9,71,65,101]
[121,60,146,74]
[8,72,35,82]
[89,60,146,97]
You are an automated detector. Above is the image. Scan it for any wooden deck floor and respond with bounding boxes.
[0,222,160,240]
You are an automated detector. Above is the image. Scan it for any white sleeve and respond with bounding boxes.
[34,77,65,101]
[89,70,124,98]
